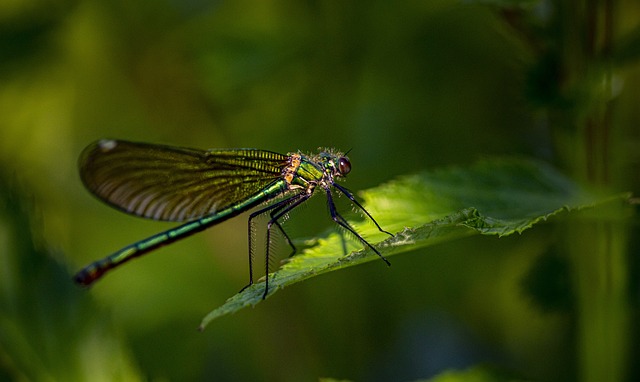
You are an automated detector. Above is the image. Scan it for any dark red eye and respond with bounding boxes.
[338,157,351,175]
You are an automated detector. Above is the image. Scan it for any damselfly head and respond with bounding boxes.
[316,150,350,178]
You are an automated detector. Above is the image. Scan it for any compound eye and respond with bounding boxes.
[338,157,351,175]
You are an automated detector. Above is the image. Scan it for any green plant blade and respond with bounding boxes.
[0,173,141,381]
[199,158,624,329]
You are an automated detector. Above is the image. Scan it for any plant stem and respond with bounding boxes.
[558,0,630,380]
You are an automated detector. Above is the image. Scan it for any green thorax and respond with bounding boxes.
[286,150,350,192]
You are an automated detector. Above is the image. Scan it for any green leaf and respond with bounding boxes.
[199,158,623,329]
[421,365,517,382]
[0,173,141,381]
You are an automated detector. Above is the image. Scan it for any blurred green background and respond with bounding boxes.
[1,0,638,381]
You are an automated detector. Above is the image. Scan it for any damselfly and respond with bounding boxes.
[74,139,392,298]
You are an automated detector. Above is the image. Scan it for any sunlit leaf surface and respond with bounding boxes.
[200,158,621,329]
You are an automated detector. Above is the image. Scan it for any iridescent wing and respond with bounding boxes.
[79,140,288,222]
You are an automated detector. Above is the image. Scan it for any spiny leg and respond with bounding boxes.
[338,229,348,257]
[267,200,300,258]
[262,192,312,299]
[240,194,303,293]
[333,183,394,237]
[325,188,391,266]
